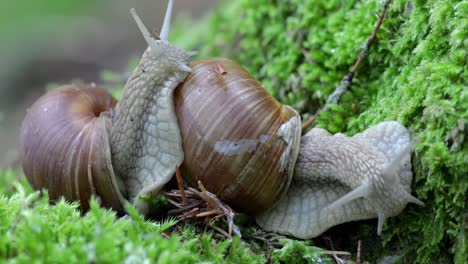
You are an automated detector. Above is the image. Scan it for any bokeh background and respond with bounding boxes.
[0,0,216,167]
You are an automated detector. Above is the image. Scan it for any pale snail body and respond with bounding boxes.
[19,1,423,238]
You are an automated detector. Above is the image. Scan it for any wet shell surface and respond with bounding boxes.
[20,84,125,212]
[175,58,302,213]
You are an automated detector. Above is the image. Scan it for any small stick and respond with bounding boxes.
[175,165,187,205]
[197,181,242,237]
[167,200,204,215]
[162,181,242,237]
[302,0,393,130]
[165,197,181,208]
[163,189,197,199]
[209,223,232,239]
[356,240,362,264]
[323,0,391,110]
[322,251,351,256]
[331,254,345,264]
[301,115,317,130]
[196,209,222,217]
[213,214,225,220]
[228,220,233,237]
[179,207,200,219]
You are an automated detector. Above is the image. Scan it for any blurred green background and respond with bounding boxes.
[0,0,216,167]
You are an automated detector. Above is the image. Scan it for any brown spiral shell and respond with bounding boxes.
[20,84,125,212]
[175,58,301,213]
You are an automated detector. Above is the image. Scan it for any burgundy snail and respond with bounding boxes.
[20,0,424,239]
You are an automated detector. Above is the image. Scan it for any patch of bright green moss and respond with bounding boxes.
[0,175,329,263]
[0,185,268,263]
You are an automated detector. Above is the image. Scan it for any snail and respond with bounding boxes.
[19,0,424,239]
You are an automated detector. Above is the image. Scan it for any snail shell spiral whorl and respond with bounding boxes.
[175,58,302,213]
[20,84,125,212]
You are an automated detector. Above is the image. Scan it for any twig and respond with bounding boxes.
[301,115,317,130]
[162,180,242,238]
[209,222,232,239]
[165,197,181,207]
[322,250,351,256]
[196,209,222,217]
[196,181,241,238]
[357,240,363,264]
[175,166,187,205]
[179,207,200,219]
[302,0,393,130]
[167,200,203,215]
[331,254,345,264]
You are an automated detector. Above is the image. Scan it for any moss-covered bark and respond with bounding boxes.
[173,0,467,262]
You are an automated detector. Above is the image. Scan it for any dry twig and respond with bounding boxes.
[356,240,362,264]
[162,180,242,239]
[175,166,187,205]
[302,0,393,130]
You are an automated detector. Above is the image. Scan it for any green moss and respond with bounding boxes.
[271,239,331,264]
[1,180,332,263]
[172,0,467,262]
[0,186,271,263]
[0,169,31,196]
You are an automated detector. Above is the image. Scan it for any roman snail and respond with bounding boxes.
[19,0,424,239]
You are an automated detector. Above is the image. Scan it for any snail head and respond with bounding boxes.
[130,0,192,74]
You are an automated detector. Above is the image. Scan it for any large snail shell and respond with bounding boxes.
[20,84,125,212]
[175,58,302,213]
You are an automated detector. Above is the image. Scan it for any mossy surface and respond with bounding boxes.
[172,0,467,262]
[1,170,331,263]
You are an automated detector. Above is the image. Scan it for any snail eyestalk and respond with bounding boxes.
[130,8,162,56]
[130,0,174,43]
[160,0,173,41]
[322,181,373,215]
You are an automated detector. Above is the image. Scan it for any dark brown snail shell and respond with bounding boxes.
[175,58,301,213]
[20,84,125,212]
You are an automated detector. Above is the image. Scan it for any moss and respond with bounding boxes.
[0,185,270,263]
[1,174,331,263]
[172,0,467,262]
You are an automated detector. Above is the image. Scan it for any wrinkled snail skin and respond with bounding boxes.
[109,7,193,214]
[110,44,191,206]
[19,0,424,238]
[256,122,424,238]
